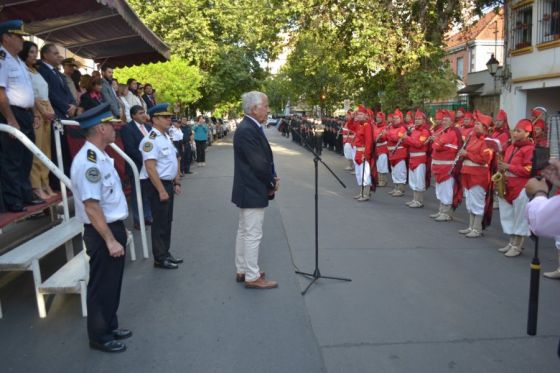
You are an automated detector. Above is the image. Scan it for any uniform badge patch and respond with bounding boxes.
[149,132,157,139]
[85,167,101,183]
[143,142,153,152]
[87,149,97,163]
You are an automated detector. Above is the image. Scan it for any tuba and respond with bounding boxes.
[492,152,506,199]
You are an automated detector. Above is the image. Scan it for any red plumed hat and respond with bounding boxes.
[474,110,493,128]
[435,110,444,120]
[415,110,426,119]
[496,109,508,122]
[393,109,403,120]
[515,119,532,133]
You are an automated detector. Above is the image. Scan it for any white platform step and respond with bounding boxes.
[39,251,88,294]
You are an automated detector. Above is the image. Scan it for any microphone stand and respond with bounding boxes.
[296,136,352,295]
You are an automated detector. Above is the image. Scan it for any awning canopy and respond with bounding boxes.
[457,83,484,95]
[0,0,170,67]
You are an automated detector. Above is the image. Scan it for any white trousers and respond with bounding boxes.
[343,143,353,160]
[465,186,486,216]
[376,154,389,173]
[408,164,426,192]
[391,160,407,184]
[435,178,454,205]
[498,191,530,236]
[355,160,371,187]
[235,208,265,281]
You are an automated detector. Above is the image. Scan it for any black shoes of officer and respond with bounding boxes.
[89,340,126,353]
[154,258,178,269]
[167,254,183,264]
[26,197,46,206]
[7,204,26,213]
[112,328,132,340]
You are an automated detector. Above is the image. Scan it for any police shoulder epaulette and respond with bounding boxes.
[87,149,97,163]
[0,50,6,60]
[149,131,157,139]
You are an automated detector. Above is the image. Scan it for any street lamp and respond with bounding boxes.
[486,54,500,76]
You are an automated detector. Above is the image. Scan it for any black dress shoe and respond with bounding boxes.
[112,328,132,340]
[25,198,45,206]
[7,204,26,213]
[154,259,178,269]
[89,340,126,353]
[167,254,183,264]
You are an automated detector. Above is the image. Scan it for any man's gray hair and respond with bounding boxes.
[242,91,266,115]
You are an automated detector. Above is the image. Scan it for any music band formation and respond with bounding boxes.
[279,105,559,269]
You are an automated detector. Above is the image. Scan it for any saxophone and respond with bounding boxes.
[491,152,506,199]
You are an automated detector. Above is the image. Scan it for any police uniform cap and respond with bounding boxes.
[148,103,173,117]
[0,20,29,36]
[74,103,120,129]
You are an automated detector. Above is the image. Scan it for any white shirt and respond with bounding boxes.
[139,127,178,180]
[27,67,49,100]
[71,141,128,224]
[526,195,560,237]
[169,125,184,141]
[119,96,131,122]
[0,46,34,108]
[125,91,144,109]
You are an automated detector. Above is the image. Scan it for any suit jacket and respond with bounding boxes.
[101,78,121,117]
[142,93,156,109]
[231,116,276,208]
[36,61,76,118]
[120,120,152,176]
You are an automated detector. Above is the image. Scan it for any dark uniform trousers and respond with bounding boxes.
[84,221,126,343]
[0,106,34,209]
[143,179,174,261]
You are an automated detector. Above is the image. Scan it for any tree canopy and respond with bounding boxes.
[126,0,497,115]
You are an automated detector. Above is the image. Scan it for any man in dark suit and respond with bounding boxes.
[37,43,77,178]
[180,116,193,174]
[142,83,156,109]
[231,91,279,289]
[120,105,153,229]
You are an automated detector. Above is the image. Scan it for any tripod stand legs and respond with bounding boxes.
[295,269,352,295]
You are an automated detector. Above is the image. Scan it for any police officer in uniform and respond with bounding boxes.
[70,103,131,353]
[139,103,183,269]
[0,20,44,212]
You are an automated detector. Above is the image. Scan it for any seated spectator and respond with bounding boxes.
[100,65,120,117]
[79,76,104,112]
[20,40,57,200]
[142,83,156,109]
[71,69,83,100]
[91,70,101,80]
[119,105,152,229]
[117,84,131,122]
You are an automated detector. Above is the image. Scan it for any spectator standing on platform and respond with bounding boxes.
[0,20,45,213]
[100,65,120,118]
[125,79,144,109]
[78,76,104,112]
[61,57,79,102]
[20,40,57,200]
[193,115,208,166]
[135,83,148,111]
[142,83,156,109]
[180,116,193,175]
[117,84,131,122]
[139,103,183,269]
[120,105,153,230]
[231,91,279,289]
[70,103,131,353]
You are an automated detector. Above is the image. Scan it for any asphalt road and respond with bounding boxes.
[0,126,559,373]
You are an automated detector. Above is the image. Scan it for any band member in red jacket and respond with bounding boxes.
[405,110,414,129]
[432,110,444,134]
[491,109,511,153]
[402,110,430,208]
[459,111,475,139]
[387,109,408,197]
[373,111,389,187]
[458,111,494,238]
[455,107,465,127]
[496,119,534,257]
[342,110,356,171]
[430,110,462,221]
[531,106,547,147]
[353,106,373,201]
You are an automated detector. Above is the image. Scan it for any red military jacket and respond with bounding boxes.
[342,119,355,144]
[490,126,511,153]
[460,133,493,189]
[353,121,373,165]
[431,127,462,182]
[373,122,388,155]
[403,124,430,170]
[387,124,408,165]
[503,140,534,204]
[460,124,474,140]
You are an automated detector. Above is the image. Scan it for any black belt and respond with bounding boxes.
[84,220,125,228]
[161,180,173,184]
[10,105,33,113]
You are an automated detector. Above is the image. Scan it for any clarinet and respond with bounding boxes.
[448,132,472,176]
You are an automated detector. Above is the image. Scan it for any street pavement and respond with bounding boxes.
[0,126,559,372]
